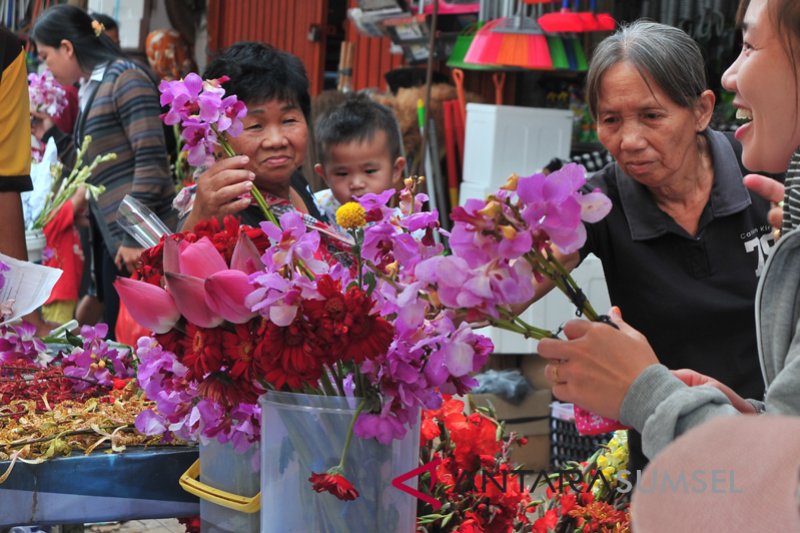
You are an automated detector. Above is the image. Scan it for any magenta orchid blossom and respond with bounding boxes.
[28,69,67,118]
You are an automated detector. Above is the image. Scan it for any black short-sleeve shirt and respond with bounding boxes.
[581,129,770,399]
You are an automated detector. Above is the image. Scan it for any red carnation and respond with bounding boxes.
[308,470,359,501]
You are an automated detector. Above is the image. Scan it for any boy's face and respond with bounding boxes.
[229,99,308,196]
[315,130,405,204]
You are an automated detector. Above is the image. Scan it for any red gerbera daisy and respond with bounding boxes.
[308,470,359,501]
[181,324,224,380]
[341,285,393,364]
[254,314,324,390]
[222,322,260,383]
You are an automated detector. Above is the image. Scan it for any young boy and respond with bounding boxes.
[313,94,406,230]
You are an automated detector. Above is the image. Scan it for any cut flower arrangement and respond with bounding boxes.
[115,71,618,511]
[417,399,631,533]
[27,136,111,231]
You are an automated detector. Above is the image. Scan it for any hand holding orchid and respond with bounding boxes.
[159,73,277,226]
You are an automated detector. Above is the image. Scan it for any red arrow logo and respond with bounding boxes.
[391,457,442,510]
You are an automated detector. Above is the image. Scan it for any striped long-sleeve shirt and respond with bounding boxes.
[47,59,176,255]
[782,149,800,233]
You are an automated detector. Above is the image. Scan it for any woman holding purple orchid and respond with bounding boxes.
[524,21,776,474]
[30,4,176,337]
[176,42,327,233]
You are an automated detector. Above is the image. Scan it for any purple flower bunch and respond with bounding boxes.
[159,73,246,167]
[0,322,48,366]
[134,336,260,451]
[445,163,612,325]
[61,324,136,390]
[28,69,67,118]
[245,183,494,445]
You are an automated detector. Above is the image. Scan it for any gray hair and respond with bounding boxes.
[586,20,707,120]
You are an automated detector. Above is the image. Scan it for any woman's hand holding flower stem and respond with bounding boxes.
[214,127,280,227]
[537,307,659,421]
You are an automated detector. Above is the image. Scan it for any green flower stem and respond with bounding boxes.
[524,249,601,322]
[488,316,555,340]
[336,399,367,471]
[33,136,113,229]
[545,248,601,321]
[498,307,558,339]
[214,127,280,227]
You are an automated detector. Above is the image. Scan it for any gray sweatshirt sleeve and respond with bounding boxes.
[618,364,739,459]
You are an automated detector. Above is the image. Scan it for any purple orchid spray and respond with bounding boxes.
[159,73,279,226]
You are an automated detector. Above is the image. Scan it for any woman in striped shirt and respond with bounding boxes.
[30,4,175,337]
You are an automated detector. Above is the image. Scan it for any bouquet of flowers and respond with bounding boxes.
[28,69,66,118]
[28,70,67,163]
[117,71,621,524]
[26,135,111,231]
[443,166,626,435]
[159,73,277,225]
[417,396,533,532]
[117,180,494,476]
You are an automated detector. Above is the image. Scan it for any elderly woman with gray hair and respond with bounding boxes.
[525,20,774,472]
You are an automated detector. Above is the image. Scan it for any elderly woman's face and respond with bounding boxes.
[228,98,308,196]
[595,62,709,188]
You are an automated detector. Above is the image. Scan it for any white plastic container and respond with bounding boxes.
[459,103,574,198]
[197,440,260,533]
[25,229,46,264]
[260,392,419,533]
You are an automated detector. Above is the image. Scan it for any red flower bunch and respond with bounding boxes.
[417,397,532,533]
[253,274,392,392]
[528,431,632,533]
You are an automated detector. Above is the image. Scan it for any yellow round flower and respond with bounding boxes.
[336,202,367,229]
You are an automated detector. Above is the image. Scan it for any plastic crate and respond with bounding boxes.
[549,402,613,469]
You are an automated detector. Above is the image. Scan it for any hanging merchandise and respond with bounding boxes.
[562,34,588,71]
[448,23,501,70]
[487,0,553,69]
[576,0,616,32]
[546,34,570,70]
[463,17,505,65]
[537,0,584,33]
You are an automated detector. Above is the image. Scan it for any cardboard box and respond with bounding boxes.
[512,434,550,471]
[469,389,552,470]
[520,354,550,390]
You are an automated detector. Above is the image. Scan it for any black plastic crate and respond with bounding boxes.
[549,402,613,469]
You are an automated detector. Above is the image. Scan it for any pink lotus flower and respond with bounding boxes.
[205,270,257,324]
[114,277,180,334]
[164,271,223,329]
